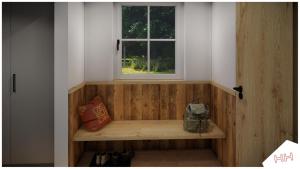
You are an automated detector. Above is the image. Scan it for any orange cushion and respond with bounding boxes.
[79,96,111,132]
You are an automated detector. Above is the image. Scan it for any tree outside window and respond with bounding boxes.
[121,5,176,74]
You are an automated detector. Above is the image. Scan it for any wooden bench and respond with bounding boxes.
[73,120,225,142]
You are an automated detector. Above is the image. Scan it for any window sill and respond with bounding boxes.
[84,80,210,85]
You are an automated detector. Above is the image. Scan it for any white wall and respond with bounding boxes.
[55,2,85,166]
[184,3,212,81]
[84,2,212,81]
[212,3,236,88]
[68,2,85,89]
[54,2,68,166]
[84,2,114,81]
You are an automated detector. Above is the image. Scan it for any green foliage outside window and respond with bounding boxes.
[121,5,175,74]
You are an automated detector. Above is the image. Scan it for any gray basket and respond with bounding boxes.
[183,103,209,133]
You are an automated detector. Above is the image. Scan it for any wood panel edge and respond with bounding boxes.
[68,81,86,94]
[85,80,211,85]
[211,81,236,96]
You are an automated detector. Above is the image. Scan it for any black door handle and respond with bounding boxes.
[12,73,16,93]
[233,85,243,99]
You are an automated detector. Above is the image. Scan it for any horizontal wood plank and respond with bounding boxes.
[131,149,222,167]
[73,120,225,141]
[85,80,210,85]
[76,149,222,167]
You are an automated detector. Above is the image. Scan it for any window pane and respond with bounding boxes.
[122,41,148,74]
[150,6,175,39]
[150,41,175,74]
[122,6,147,39]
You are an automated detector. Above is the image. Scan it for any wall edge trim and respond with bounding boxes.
[68,81,86,94]
[211,81,236,96]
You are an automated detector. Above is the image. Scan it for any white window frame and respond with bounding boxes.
[115,2,183,80]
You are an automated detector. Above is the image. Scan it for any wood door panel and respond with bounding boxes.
[236,2,293,166]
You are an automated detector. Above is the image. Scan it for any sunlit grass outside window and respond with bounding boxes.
[121,6,176,75]
[121,57,175,74]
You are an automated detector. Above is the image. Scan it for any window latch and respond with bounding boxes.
[117,39,120,51]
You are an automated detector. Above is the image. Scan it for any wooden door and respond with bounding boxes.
[3,3,54,165]
[236,3,294,166]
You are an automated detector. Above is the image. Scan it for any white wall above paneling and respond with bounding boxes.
[83,2,213,81]
[68,2,85,89]
[184,2,212,80]
[212,2,236,89]
[84,2,114,81]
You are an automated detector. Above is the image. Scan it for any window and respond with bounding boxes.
[116,3,182,79]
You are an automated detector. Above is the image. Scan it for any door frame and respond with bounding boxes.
[2,3,12,165]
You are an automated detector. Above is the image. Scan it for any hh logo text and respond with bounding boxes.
[274,152,293,163]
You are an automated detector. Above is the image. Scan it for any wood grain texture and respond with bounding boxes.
[76,149,222,167]
[68,81,85,94]
[131,149,222,167]
[236,3,293,166]
[73,120,225,141]
[84,83,211,121]
[84,83,212,152]
[211,84,236,167]
[85,80,211,85]
[68,86,85,166]
[69,82,235,167]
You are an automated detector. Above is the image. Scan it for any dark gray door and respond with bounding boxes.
[2,3,54,165]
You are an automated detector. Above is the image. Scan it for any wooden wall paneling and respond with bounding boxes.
[141,84,160,120]
[221,93,229,165]
[174,84,187,149]
[211,84,236,166]
[84,83,212,121]
[168,84,177,120]
[175,84,186,120]
[70,82,237,166]
[150,84,161,120]
[141,84,151,120]
[211,86,217,154]
[130,84,143,120]
[215,86,223,162]
[185,84,194,105]
[227,94,236,166]
[123,84,132,120]
[84,84,97,103]
[113,84,124,120]
[83,83,213,153]
[68,86,85,166]
[159,84,171,149]
[160,84,170,120]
